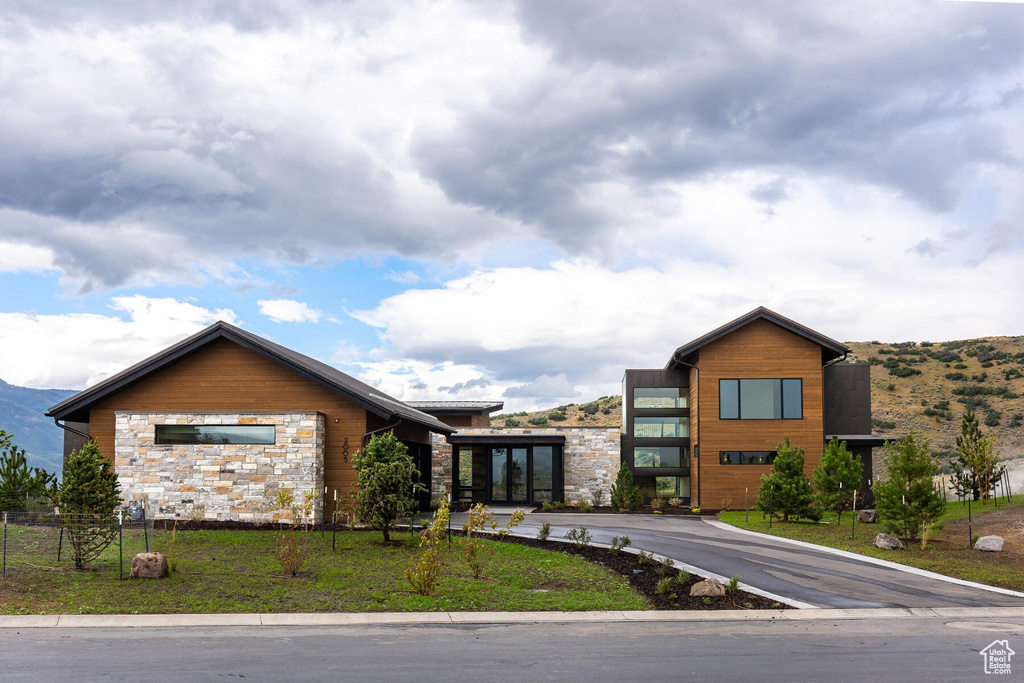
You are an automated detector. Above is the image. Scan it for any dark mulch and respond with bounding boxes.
[539,505,721,517]
[495,534,788,611]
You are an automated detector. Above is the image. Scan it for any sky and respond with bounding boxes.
[1,0,1023,412]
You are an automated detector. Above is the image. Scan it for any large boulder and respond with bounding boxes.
[974,535,1005,552]
[690,578,726,597]
[857,509,877,523]
[130,552,170,579]
[874,533,903,550]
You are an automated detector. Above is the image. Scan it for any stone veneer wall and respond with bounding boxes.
[115,412,324,522]
[430,427,620,505]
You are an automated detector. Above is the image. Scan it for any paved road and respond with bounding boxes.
[473,512,1024,609]
[2,616,1021,682]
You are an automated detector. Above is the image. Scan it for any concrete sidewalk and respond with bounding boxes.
[3,606,1024,629]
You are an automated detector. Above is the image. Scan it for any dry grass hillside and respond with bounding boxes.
[494,337,1024,465]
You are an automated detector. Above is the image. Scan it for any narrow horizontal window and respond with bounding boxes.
[633,387,688,409]
[633,417,689,438]
[719,451,777,465]
[155,425,276,445]
[719,379,802,420]
[633,446,687,468]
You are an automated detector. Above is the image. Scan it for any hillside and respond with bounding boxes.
[494,336,1024,463]
[0,379,76,474]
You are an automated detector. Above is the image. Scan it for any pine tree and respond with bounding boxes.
[872,432,945,540]
[0,430,56,511]
[609,462,643,512]
[48,440,121,568]
[812,436,863,514]
[950,409,1004,503]
[756,438,819,522]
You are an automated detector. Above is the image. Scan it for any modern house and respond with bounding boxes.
[621,307,879,509]
[46,322,453,521]
[47,307,879,519]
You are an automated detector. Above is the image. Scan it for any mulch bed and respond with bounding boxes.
[537,505,721,517]
[494,533,788,611]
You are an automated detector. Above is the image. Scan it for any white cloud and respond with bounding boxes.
[258,299,322,323]
[384,271,421,284]
[0,242,55,272]
[0,296,236,389]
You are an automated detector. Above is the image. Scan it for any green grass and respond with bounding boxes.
[718,493,1024,592]
[0,529,648,615]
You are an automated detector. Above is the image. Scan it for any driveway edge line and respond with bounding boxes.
[703,518,1024,599]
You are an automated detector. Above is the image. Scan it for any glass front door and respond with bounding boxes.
[491,447,528,504]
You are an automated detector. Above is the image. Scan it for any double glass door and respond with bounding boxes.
[491,447,528,504]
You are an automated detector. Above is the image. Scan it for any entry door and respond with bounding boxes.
[490,447,528,504]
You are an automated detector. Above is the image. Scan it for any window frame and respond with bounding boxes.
[719,450,778,465]
[154,424,277,445]
[718,378,803,420]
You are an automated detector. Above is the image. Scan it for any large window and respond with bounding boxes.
[720,450,777,465]
[155,425,277,445]
[656,477,690,498]
[633,387,688,408]
[719,379,802,419]
[633,417,689,438]
[633,446,687,468]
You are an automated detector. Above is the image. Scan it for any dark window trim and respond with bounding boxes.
[154,424,277,445]
[452,443,564,505]
[718,378,803,420]
[719,450,778,465]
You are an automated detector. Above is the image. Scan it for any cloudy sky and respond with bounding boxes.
[1,0,1023,411]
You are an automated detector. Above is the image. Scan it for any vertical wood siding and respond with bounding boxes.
[695,319,825,509]
[88,339,367,504]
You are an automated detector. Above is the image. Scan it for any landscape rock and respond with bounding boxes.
[874,533,903,550]
[857,509,877,523]
[974,535,1005,552]
[689,578,726,597]
[130,552,170,579]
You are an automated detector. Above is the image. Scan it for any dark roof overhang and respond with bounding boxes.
[826,434,890,448]
[667,306,850,370]
[46,321,454,435]
[406,401,504,415]
[446,432,566,445]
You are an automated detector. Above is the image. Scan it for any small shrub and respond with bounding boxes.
[677,569,690,584]
[636,550,655,566]
[528,416,549,426]
[668,498,684,507]
[690,507,702,514]
[553,500,565,510]
[592,487,604,507]
[541,501,554,512]
[576,497,594,513]
[609,535,631,555]
[564,526,592,550]
[610,462,643,512]
[727,574,740,593]
[656,577,673,595]
[504,417,521,427]
[404,497,450,595]
[649,496,666,513]
[656,557,675,577]
[537,521,551,541]
[548,410,568,422]
[703,597,713,606]
[464,504,525,577]
[954,363,968,369]
[583,402,600,415]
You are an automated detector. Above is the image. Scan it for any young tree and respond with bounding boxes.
[872,432,945,540]
[609,461,642,512]
[351,430,422,542]
[812,436,863,514]
[756,438,820,522]
[0,430,56,511]
[47,440,122,569]
[950,409,1004,504]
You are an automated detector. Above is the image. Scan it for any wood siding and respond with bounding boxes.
[694,319,825,509]
[88,339,369,502]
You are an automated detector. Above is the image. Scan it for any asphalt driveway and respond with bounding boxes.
[463,511,1024,609]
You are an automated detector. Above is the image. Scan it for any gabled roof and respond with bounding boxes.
[667,306,850,369]
[47,321,454,435]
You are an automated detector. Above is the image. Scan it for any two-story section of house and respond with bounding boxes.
[622,307,875,508]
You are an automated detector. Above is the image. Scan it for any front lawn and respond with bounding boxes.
[717,493,1024,592]
[0,528,648,615]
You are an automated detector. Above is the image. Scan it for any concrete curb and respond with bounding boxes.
[2,606,1023,629]
[703,519,1024,600]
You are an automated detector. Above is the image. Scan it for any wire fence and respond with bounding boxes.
[1,506,154,580]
